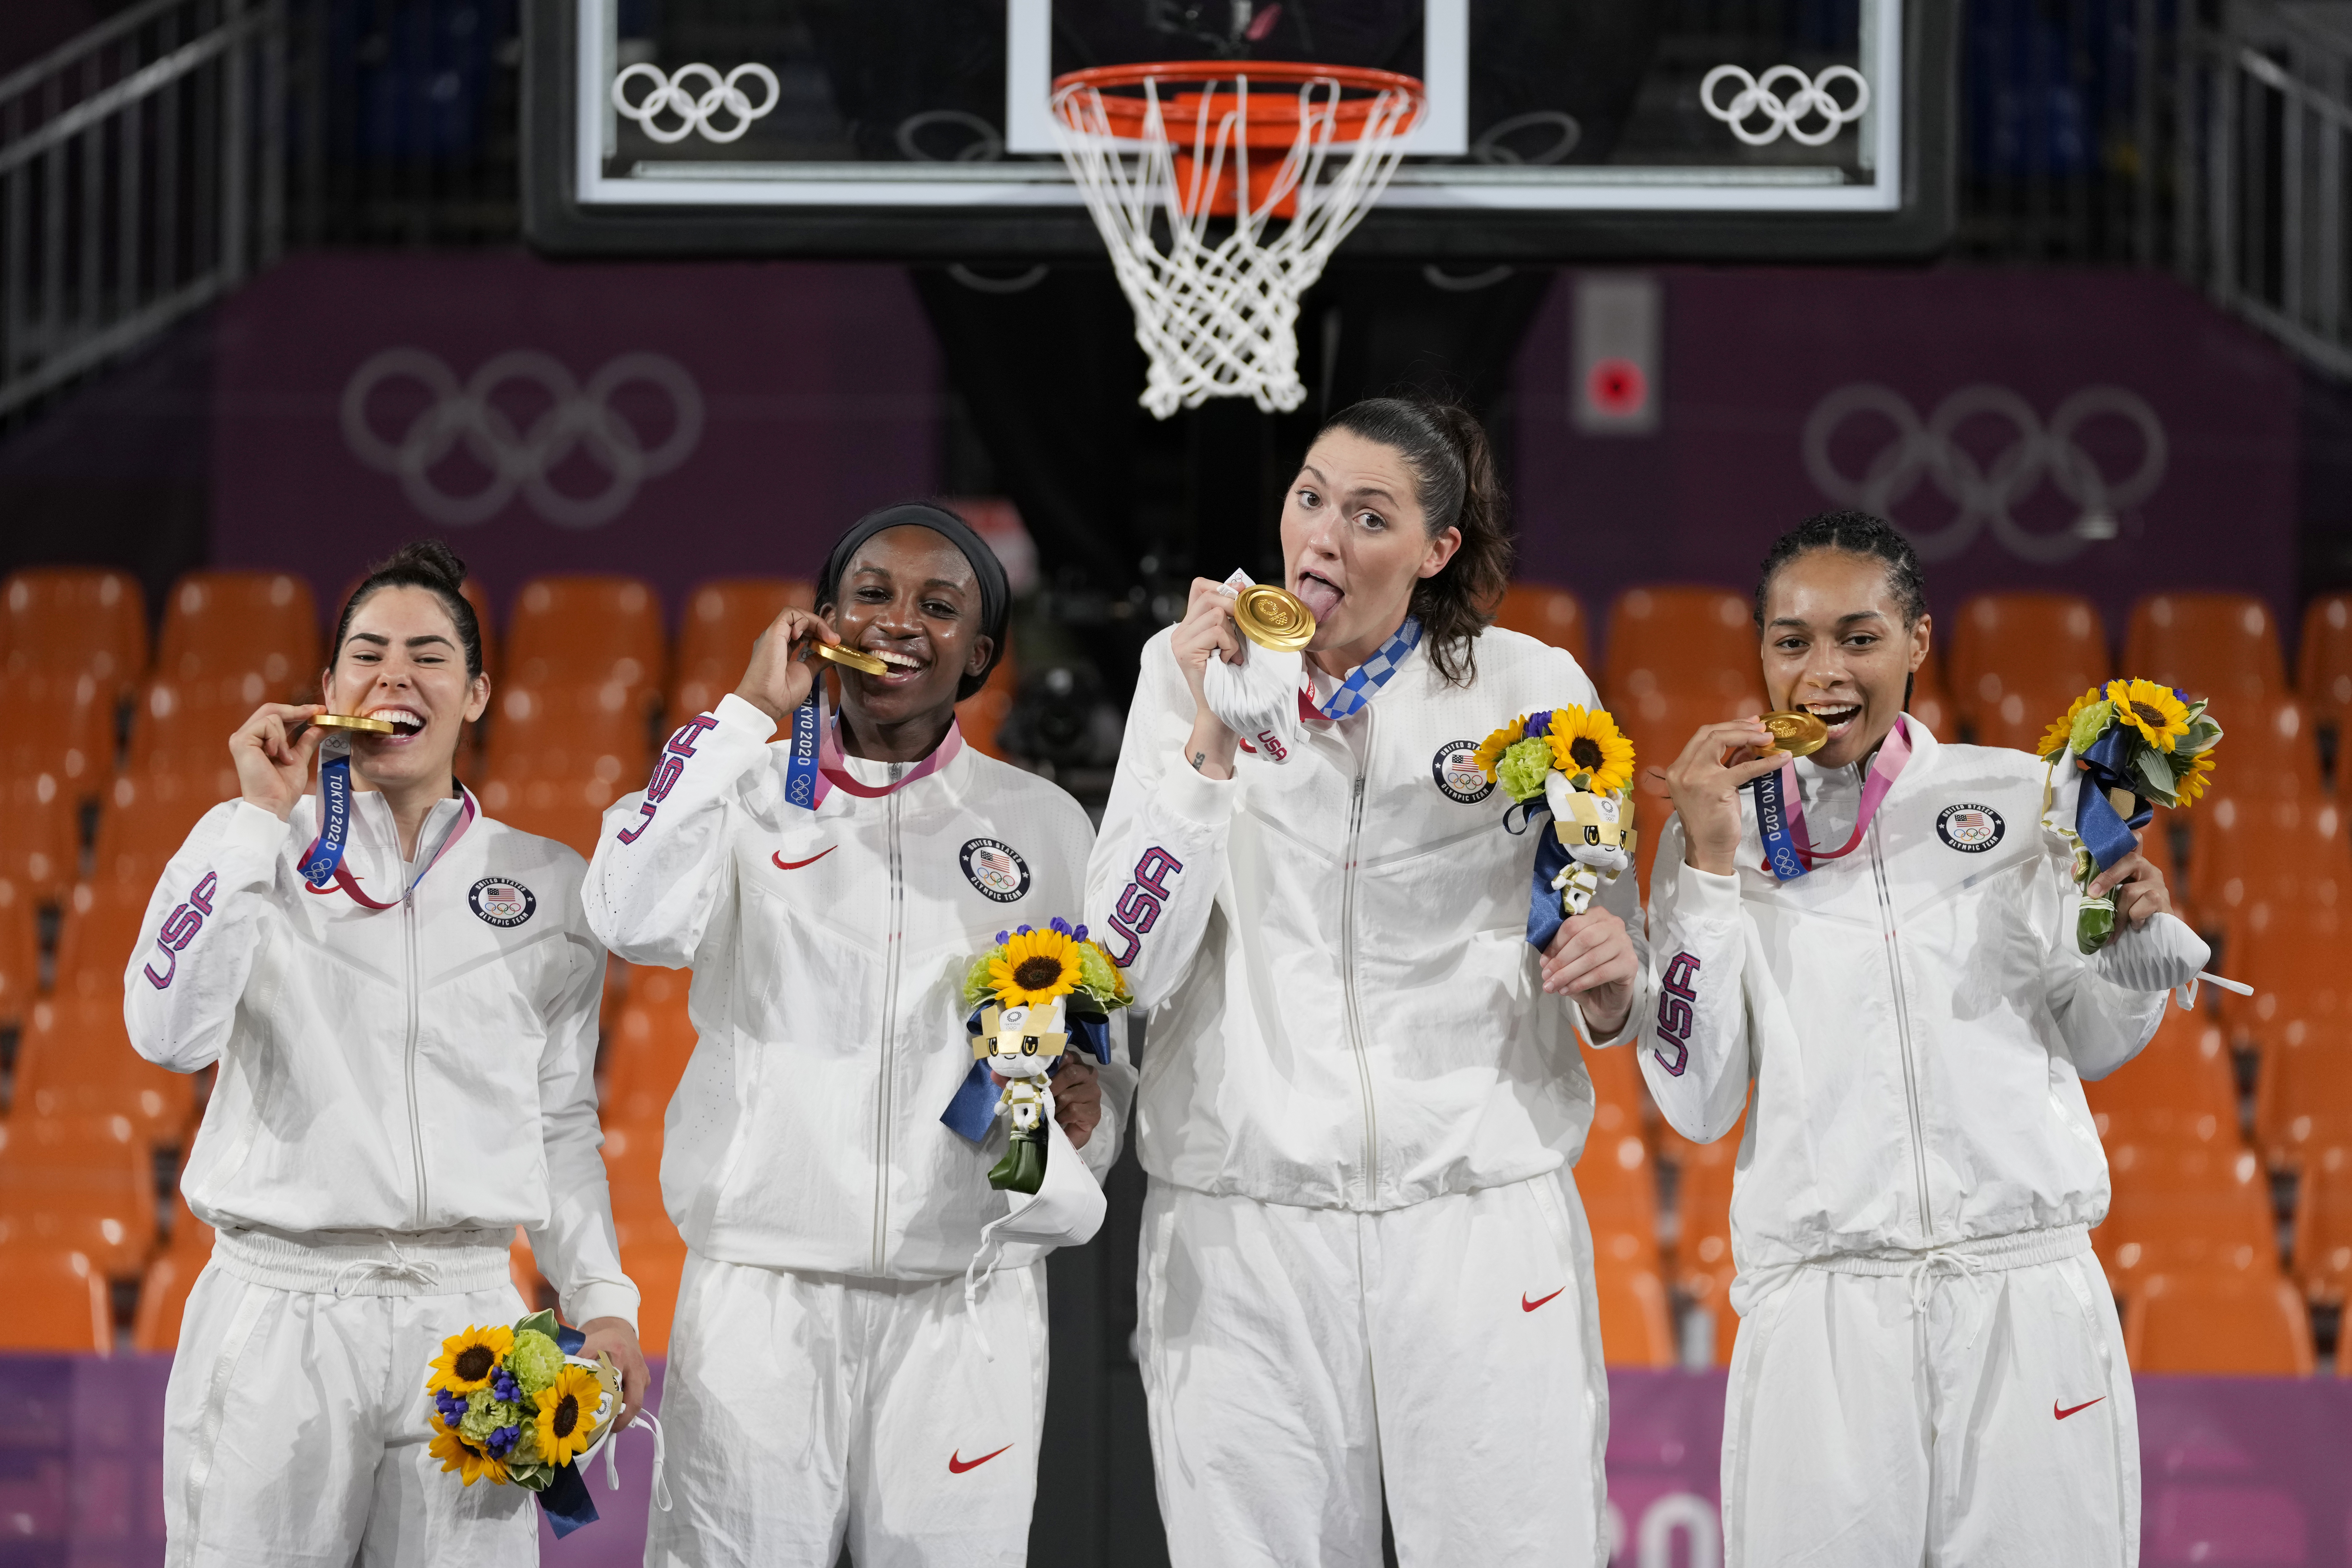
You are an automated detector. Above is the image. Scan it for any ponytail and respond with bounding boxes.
[331,539,485,680]
[1317,395,1513,687]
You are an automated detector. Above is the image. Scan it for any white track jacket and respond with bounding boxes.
[124,792,640,1328]
[1639,721,2166,1297]
[1088,625,1647,1211]
[582,695,1131,1280]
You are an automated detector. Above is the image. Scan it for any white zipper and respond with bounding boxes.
[1864,784,1933,1235]
[402,866,427,1229]
[1339,758,1379,1204]
[871,791,906,1273]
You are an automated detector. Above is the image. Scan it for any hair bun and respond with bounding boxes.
[378,539,467,591]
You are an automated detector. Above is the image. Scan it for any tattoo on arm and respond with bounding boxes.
[1190,751,1207,772]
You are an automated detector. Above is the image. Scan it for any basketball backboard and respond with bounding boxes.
[524,0,1955,262]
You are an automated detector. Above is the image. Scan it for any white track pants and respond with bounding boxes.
[1722,1226,2138,1567]
[644,1250,1048,1568]
[163,1231,535,1568]
[1137,1171,1610,1568]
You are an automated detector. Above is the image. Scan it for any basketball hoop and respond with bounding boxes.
[1049,61,1425,419]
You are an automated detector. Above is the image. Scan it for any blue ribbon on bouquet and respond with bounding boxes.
[534,1324,600,1538]
[1502,794,1578,953]
[941,1003,1112,1143]
[2074,725,2155,873]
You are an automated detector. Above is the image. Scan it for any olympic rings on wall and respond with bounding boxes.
[610,62,780,145]
[340,348,704,528]
[1802,383,2169,565]
[1700,64,1870,148]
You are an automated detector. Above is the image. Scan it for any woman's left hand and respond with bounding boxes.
[576,1316,650,1431]
[1541,905,1639,1037]
[1050,1057,1103,1150]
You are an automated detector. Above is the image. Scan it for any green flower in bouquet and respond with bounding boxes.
[1495,737,1555,804]
[507,1328,566,1398]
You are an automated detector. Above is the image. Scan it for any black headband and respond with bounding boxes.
[817,502,1011,700]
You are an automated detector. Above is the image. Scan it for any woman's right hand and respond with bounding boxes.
[734,607,841,726]
[1170,578,1241,777]
[1661,717,1785,876]
[232,703,327,821]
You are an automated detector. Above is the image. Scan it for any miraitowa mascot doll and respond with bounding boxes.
[1476,706,1640,947]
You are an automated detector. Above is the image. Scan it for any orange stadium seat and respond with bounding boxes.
[2125,1272,2314,1374]
[1604,586,1758,706]
[2,567,148,692]
[1592,1262,1678,1368]
[2215,696,2325,799]
[1669,1116,1743,1366]
[2292,1145,2352,1304]
[605,967,695,1131]
[504,576,666,697]
[132,1192,215,1353]
[16,997,199,1146]
[2136,811,2192,930]
[2082,1012,2238,1149]
[1582,1037,1651,1149]
[482,680,656,784]
[0,878,39,1030]
[0,1114,160,1277]
[2300,594,2352,779]
[156,571,320,693]
[0,1245,114,1353]
[2230,932,2347,1060]
[1577,1122,1664,1295]
[2095,1140,2278,1291]
[0,770,79,900]
[1495,582,1591,666]
[0,670,116,796]
[1905,647,1955,742]
[1947,592,2109,752]
[621,1229,688,1357]
[1620,687,1768,900]
[126,675,272,782]
[509,1226,554,1315]
[670,579,813,723]
[2124,593,2286,706]
[54,880,158,1002]
[89,772,230,890]
[2184,796,2347,967]
[2254,1017,2352,1172]
[957,656,1019,762]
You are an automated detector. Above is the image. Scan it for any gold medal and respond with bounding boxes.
[309,713,398,734]
[1230,585,1317,652]
[814,641,888,676]
[1760,710,1829,757]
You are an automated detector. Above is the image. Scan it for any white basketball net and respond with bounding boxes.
[1050,72,1423,418]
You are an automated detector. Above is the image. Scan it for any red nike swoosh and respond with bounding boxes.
[2054,1397,2106,1420]
[1522,1288,1566,1313]
[772,846,836,871]
[948,1444,1014,1474]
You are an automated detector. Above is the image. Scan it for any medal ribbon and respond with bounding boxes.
[1752,716,1914,882]
[781,675,965,812]
[1297,615,1424,725]
[299,739,478,909]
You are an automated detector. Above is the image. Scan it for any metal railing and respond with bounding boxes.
[0,0,282,420]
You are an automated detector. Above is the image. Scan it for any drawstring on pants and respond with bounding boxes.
[328,1242,438,1298]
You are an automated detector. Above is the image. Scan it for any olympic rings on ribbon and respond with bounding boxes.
[610,62,780,145]
[340,348,704,529]
[1801,383,2169,565]
[1700,64,1870,148]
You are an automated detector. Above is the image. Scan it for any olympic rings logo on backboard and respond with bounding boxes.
[1700,64,1870,148]
[340,348,704,529]
[611,63,781,145]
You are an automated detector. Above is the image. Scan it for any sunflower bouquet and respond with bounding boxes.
[2038,678,2221,954]
[1476,706,1639,947]
[947,918,1129,1193]
[426,1310,618,1513]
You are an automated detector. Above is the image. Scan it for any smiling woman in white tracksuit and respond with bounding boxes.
[125,542,645,1568]
[1645,512,2206,1566]
[584,504,1132,1568]
[1088,398,1648,1568]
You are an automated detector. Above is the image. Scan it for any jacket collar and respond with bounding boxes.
[1792,712,1939,804]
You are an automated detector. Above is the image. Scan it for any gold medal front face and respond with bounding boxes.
[1760,710,1829,757]
[814,641,888,676]
[310,713,398,734]
[1231,585,1317,652]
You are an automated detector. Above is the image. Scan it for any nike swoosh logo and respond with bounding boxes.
[1522,1288,1566,1313]
[948,1444,1014,1474]
[2054,1397,2106,1420]
[772,846,836,871]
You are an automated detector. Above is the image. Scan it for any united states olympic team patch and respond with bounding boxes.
[960,838,1032,902]
[1432,740,1495,805]
[1936,804,2005,853]
[468,876,538,927]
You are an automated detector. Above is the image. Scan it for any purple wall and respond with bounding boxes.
[9,1358,2349,1566]
[1515,268,2302,668]
[210,253,941,630]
